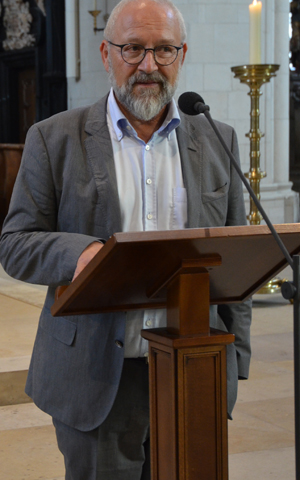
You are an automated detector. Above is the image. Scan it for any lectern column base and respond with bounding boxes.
[142,328,234,480]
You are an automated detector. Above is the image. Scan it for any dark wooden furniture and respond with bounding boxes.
[52,224,300,480]
[0,143,23,229]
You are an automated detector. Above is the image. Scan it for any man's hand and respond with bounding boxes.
[72,242,104,281]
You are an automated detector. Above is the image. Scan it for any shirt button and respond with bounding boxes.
[115,340,123,348]
[126,125,131,131]
[147,214,153,220]
[145,145,150,151]
[146,178,152,185]
[146,319,153,327]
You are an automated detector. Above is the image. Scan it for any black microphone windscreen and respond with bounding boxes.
[178,92,206,116]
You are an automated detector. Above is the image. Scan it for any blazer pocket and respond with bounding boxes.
[40,313,77,346]
[202,183,228,204]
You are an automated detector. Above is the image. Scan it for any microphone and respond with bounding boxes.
[178,91,210,115]
[178,91,294,270]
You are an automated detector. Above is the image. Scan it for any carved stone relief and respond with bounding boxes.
[1,0,45,51]
[2,0,35,50]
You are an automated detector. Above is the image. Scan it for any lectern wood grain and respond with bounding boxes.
[143,334,232,480]
[143,263,233,480]
[52,224,300,317]
[166,271,210,336]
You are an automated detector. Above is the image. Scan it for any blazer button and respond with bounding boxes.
[115,340,124,348]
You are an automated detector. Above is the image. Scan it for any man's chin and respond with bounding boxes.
[113,83,171,121]
[126,98,164,121]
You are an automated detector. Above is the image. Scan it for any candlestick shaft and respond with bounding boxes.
[231,64,279,225]
[245,85,265,224]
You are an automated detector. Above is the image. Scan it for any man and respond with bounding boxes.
[0,0,251,479]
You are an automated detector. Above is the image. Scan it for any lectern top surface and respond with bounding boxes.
[51,224,300,317]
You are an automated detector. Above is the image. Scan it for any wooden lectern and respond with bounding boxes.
[51,224,300,480]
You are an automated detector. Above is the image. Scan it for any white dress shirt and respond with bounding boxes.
[107,88,187,357]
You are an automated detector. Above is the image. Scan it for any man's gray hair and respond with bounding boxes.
[104,0,187,43]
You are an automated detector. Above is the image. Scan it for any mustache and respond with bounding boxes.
[127,71,168,87]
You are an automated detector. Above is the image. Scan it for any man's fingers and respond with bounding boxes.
[72,242,104,281]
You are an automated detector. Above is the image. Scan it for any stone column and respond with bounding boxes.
[259,0,299,223]
[65,0,80,81]
[273,0,290,184]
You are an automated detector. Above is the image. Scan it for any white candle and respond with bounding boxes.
[249,0,262,64]
[94,0,97,10]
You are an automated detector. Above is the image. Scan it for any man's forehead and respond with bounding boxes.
[122,28,178,45]
[113,2,180,42]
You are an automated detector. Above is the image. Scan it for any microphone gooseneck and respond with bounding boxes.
[178,92,294,269]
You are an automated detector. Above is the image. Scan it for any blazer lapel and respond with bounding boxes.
[84,95,122,237]
[177,114,203,228]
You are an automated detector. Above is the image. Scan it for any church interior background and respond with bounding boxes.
[0,1,299,479]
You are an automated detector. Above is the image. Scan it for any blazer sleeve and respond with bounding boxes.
[0,125,99,286]
[218,127,252,380]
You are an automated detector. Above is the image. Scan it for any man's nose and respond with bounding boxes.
[137,49,159,73]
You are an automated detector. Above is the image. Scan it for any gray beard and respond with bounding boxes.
[108,68,179,121]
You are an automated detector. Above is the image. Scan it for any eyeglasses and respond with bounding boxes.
[107,40,183,66]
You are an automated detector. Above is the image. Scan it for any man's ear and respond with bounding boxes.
[181,43,188,66]
[100,41,110,73]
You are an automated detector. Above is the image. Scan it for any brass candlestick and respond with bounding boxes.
[231,64,279,224]
[231,64,287,295]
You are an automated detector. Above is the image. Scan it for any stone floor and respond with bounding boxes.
[0,265,296,479]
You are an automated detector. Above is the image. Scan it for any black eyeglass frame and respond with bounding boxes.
[106,40,184,66]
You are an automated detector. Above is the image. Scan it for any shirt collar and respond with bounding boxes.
[107,87,180,142]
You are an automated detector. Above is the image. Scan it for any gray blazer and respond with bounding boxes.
[0,95,251,430]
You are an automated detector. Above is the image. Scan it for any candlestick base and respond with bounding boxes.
[258,277,288,295]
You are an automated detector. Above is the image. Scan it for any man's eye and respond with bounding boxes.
[125,45,143,53]
[156,46,174,55]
